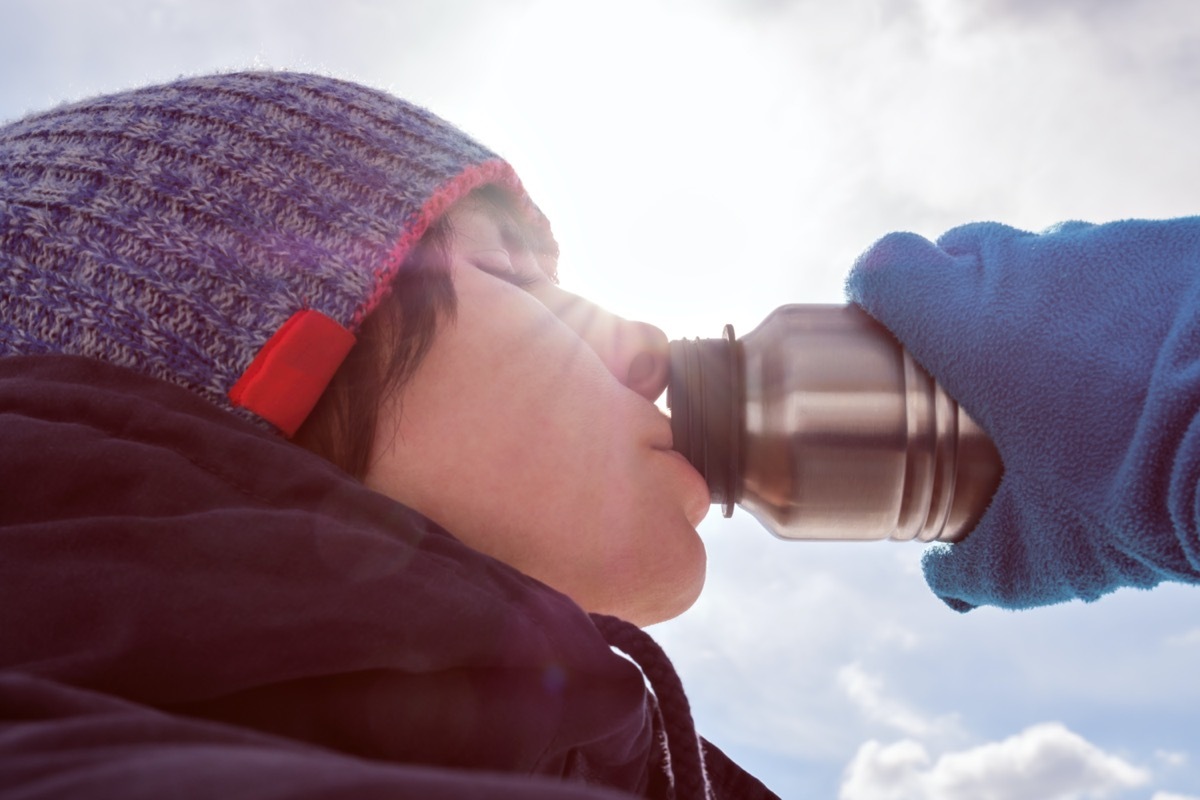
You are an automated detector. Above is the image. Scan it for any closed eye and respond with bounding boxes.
[482,266,542,289]
[471,251,543,289]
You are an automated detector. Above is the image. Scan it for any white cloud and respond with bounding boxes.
[1155,750,1188,768]
[837,662,958,740]
[840,739,933,800]
[840,723,1150,800]
[1152,794,1200,800]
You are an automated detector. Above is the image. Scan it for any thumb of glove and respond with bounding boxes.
[845,229,1003,428]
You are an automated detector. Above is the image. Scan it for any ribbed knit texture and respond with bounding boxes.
[0,71,556,431]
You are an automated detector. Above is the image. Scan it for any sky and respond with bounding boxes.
[3,1,1199,797]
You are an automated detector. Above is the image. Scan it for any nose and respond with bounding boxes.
[547,289,670,401]
[612,318,671,401]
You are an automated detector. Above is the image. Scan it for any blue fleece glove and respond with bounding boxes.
[846,218,1200,612]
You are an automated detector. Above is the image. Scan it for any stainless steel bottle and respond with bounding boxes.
[667,304,1003,542]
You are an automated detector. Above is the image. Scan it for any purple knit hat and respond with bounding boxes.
[0,71,557,435]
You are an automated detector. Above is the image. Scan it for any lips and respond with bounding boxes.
[657,447,712,528]
[648,410,711,526]
[650,410,675,451]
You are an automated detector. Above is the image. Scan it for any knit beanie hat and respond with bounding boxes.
[0,71,557,435]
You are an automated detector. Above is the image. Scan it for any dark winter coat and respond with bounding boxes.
[0,355,776,800]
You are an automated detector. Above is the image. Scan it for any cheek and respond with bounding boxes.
[368,285,620,513]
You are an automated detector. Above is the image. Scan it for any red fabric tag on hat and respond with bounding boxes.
[229,310,357,437]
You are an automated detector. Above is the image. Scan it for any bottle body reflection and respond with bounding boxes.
[668,304,1002,542]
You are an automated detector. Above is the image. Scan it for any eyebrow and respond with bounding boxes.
[495,215,532,255]
[471,193,558,282]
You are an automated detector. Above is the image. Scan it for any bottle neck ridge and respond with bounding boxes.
[667,325,742,517]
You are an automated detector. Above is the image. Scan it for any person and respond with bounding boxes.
[0,72,774,799]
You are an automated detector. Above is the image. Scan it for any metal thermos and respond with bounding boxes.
[667,304,1003,543]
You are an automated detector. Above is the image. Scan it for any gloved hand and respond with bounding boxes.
[845,218,1200,611]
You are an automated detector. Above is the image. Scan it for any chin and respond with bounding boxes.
[602,537,708,628]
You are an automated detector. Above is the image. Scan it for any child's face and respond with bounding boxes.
[363,198,710,626]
